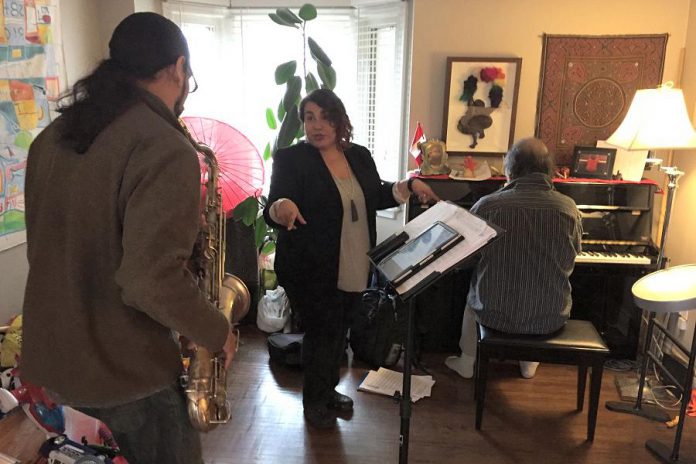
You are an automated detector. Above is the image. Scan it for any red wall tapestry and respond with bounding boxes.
[535,34,668,166]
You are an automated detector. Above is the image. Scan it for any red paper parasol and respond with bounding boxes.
[183,116,265,217]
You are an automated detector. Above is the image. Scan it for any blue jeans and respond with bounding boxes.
[78,383,202,464]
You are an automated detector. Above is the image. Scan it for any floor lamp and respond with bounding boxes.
[631,265,696,463]
[604,83,696,422]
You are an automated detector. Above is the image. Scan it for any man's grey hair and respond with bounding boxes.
[503,137,556,180]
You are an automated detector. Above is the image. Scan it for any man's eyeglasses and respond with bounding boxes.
[188,72,198,94]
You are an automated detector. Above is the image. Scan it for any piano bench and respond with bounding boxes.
[474,320,610,442]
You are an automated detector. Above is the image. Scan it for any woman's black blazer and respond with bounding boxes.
[263,142,398,290]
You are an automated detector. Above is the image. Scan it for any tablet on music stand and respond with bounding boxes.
[375,221,463,287]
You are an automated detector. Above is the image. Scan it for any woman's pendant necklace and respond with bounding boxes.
[341,154,358,222]
[350,199,359,222]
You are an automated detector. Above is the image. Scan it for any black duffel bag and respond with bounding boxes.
[350,286,405,368]
[267,333,304,367]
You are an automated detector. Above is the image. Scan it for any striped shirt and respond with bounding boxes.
[467,173,582,334]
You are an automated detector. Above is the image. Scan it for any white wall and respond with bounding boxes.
[61,0,102,85]
[662,0,696,349]
[0,244,29,320]
[672,0,696,268]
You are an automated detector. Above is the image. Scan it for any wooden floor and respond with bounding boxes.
[2,324,695,464]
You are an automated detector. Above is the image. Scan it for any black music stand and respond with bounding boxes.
[396,281,435,464]
[368,201,502,464]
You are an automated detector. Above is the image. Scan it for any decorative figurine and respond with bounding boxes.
[418,139,451,175]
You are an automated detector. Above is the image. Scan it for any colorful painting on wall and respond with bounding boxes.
[535,34,667,166]
[443,57,522,156]
[0,0,64,251]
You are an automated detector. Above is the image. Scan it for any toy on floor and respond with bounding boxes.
[0,381,65,436]
[1,316,126,462]
[39,434,115,464]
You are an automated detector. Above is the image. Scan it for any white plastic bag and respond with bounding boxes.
[257,286,291,333]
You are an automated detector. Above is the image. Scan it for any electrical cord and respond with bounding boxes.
[650,361,683,409]
[605,359,636,371]
[622,310,686,413]
[648,382,682,410]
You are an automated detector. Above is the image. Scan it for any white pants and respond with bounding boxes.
[459,305,478,358]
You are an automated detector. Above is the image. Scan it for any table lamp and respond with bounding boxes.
[605,82,696,423]
[631,265,696,463]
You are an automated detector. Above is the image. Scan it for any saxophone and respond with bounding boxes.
[180,120,251,432]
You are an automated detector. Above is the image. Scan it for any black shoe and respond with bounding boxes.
[327,391,353,412]
[304,405,336,429]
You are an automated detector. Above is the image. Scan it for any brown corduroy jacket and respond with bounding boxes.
[21,91,229,407]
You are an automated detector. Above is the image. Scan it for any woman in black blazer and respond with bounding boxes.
[263,89,438,429]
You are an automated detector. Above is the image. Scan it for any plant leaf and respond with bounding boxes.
[277,105,301,149]
[317,61,337,90]
[305,72,319,93]
[282,76,302,117]
[276,7,302,24]
[254,216,268,249]
[269,12,298,28]
[261,240,276,255]
[263,142,272,161]
[265,108,277,130]
[299,4,317,21]
[296,125,305,140]
[274,60,297,85]
[277,99,286,122]
[232,196,259,226]
[308,37,332,66]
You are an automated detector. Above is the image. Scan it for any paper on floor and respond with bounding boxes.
[358,367,435,403]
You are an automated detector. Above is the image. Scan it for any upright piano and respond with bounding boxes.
[407,177,661,359]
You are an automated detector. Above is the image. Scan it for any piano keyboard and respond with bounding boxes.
[575,251,652,265]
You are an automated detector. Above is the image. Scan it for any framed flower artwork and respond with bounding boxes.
[442,57,522,156]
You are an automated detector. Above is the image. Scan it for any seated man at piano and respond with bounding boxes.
[445,137,583,379]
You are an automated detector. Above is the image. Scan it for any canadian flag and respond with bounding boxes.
[409,122,426,167]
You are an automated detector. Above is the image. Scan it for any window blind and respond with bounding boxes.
[164,2,409,184]
[354,2,407,181]
[164,4,355,160]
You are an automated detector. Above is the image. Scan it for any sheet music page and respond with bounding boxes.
[358,368,435,403]
[394,201,499,296]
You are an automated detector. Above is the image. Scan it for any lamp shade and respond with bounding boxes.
[606,86,696,150]
[632,264,696,313]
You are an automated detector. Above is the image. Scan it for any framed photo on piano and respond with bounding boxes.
[571,146,616,180]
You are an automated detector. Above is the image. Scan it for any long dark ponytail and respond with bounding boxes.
[56,59,141,154]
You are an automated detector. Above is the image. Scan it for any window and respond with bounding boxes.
[164,2,408,183]
[354,3,407,181]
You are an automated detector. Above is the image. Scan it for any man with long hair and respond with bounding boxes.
[21,13,237,463]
